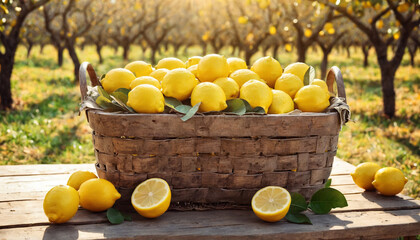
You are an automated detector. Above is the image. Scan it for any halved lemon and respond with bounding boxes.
[251,186,291,222]
[131,178,171,218]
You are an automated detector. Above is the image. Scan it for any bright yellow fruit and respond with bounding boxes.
[186,56,202,68]
[79,178,121,212]
[162,68,197,101]
[131,178,171,218]
[268,90,294,114]
[251,186,291,222]
[191,82,227,112]
[311,79,329,94]
[240,80,273,113]
[213,77,240,100]
[230,69,262,87]
[274,73,304,99]
[283,62,309,82]
[187,64,198,78]
[350,162,381,190]
[124,61,153,77]
[127,84,165,113]
[197,54,229,82]
[101,68,136,93]
[67,171,97,191]
[43,185,79,223]
[294,85,330,112]
[372,167,408,196]
[156,57,186,70]
[251,56,283,88]
[149,68,169,82]
[227,57,248,75]
[130,76,161,89]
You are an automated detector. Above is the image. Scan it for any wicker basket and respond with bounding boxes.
[79,62,347,208]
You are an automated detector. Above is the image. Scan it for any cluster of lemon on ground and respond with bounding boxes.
[44,172,291,224]
[101,54,331,114]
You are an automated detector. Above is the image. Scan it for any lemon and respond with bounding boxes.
[251,56,283,88]
[251,186,291,222]
[197,54,229,82]
[186,56,202,68]
[149,68,169,82]
[43,185,79,223]
[124,61,153,77]
[156,57,186,70]
[213,77,240,100]
[268,90,294,114]
[67,171,97,191]
[227,57,248,74]
[191,82,227,112]
[294,85,330,112]
[274,73,304,98]
[162,68,197,101]
[127,84,165,113]
[131,178,171,218]
[311,79,329,94]
[350,162,381,190]
[240,80,273,113]
[130,76,161,89]
[230,69,262,87]
[187,64,198,78]
[101,68,136,93]
[372,167,408,196]
[79,178,121,212]
[283,62,309,82]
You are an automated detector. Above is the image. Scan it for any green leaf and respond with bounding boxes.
[242,99,266,114]
[122,213,132,221]
[286,212,312,224]
[96,96,123,111]
[111,88,130,104]
[175,104,192,114]
[303,65,316,86]
[288,192,308,213]
[181,102,201,121]
[308,188,348,214]
[100,74,106,81]
[252,106,266,114]
[98,86,112,100]
[107,208,124,225]
[164,97,182,108]
[224,99,246,115]
[324,179,332,188]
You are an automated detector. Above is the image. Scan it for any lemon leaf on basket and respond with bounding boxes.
[164,96,182,109]
[175,104,192,114]
[242,99,267,114]
[303,65,315,86]
[111,88,130,104]
[224,99,246,115]
[107,208,125,225]
[324,178,332,188]
[308,188,348,214]
[98,86,112,100]
[96,96,124,111]
[181,102,201,121]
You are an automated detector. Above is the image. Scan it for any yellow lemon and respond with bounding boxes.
[149,68,169,82]
[101,68,136,93]
[213,77,240,100]
[283,62,309,82]
[127,84,165,113]
[162,68,197,101]
[227,57,248,74]
[124,61,153,77]
[79,178,121,212]
[187,64,198,78]
[67,171,97,191]
[43,185,79,223]
[294,85,330,112]
[130,76,161,89]
[197,54,229,82]
[311,79,329,94]
[156,57,186,70]
[350,162,381,190]
[268,90,294,114]
[230,69,262,87]
[251,56,283,88]
[191,82,227,112]
[274,73,304,98]
[372,167,408,196]
[186,56,202,68]
[131,178,171,218]
[251,186,291,222]
[240,80,273,113]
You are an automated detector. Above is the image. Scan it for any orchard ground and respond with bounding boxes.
[0,45,418,199]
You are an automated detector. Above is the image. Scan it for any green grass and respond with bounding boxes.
[0,44,419,199]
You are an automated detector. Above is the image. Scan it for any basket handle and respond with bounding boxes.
[79,62,101,101]
[326,66,347,103]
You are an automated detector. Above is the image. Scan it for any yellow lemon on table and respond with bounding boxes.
[213,77,240,100]
[191,82,227,112]
[124,61,153,77]
[79,178,121,212]
[67,171,97,191]
[186,56,202,68]
[268,90,294,114]
[156,57,186,70]
[372,167,408,196]
[149,68,169,82]
[252,186,291,222]
[294,85,330,112]
[197,54,229,82]
[101,68,136,93]
[274,73,304,99]
[350,162,381,190]
[130,76,161,89]
[227,57,248,74]
[127,84,165,113]
[43,185,79,223]
[162,68,197,101]
[240,80,273,113]
[251,56,283,88]
[131,178,171,218]
[283,62,309,82]
[230,69,262,87]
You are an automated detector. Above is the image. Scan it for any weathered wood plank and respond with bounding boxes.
[0,164,95,177]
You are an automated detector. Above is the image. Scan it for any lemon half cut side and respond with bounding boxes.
[131,178,171,218]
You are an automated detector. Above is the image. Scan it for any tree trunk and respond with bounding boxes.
[57,46,64,66]
[96,44,103,64]
[230,46,236,56]
[66,41,80,82]
[297,43,307,62]
[0,55,15,110]
[346,46,351,58]
[272,44,279,60]
[26,42,33,59]
[379,64,397,118]
[173,44,180,57]
[408,45,417,67]
[151,47,157,65]
[40,44,45,54]
[362,46,369,68]
[122,44,130,60]
[320,49,330,79]
[201,44,207,56]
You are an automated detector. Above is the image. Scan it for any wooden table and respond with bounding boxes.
[0,158,419,239]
